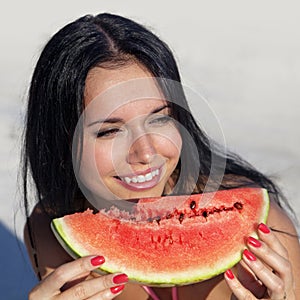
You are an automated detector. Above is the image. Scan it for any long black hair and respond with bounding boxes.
[23,13,295,221]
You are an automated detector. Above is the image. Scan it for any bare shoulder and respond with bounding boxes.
[267,197,299,236]
[24,204,73,279]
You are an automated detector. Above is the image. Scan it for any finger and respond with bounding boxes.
[224,269,256,299]
[258,223,289,259]
[242,249,287,299]
[34,255,105,297]
[57,273,128,300]
[236,261,266,298]
[247,236,293,287]
[88,285,125,300]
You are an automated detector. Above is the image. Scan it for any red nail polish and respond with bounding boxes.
[247,236,262,248]
[225,269,234,279]
[243,249,256,261]
[91,255,105,266]
[113,273,128,284]
[258,223,270,234]
[111,285,125,294]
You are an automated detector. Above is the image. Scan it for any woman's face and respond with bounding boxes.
[78,62,182,203]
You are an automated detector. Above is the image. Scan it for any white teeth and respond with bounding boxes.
[124,177,131,184]
[121,168,160,184]
[137,175,146,183]
[145,172,153,181]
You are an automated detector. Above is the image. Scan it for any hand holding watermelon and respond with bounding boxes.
[28,255,128,299]
[225,223,296,300]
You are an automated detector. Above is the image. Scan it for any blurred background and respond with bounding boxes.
[0,0,299,298]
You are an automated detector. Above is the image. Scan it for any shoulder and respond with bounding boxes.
[266,196,300,257]
[267,196,299,236]
[24,203,73,279]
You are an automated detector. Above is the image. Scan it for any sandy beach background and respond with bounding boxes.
[1,1,299,298]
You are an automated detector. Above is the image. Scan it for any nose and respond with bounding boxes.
[126,133,156,165]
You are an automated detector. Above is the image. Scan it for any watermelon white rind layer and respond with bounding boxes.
[51,188,270,286]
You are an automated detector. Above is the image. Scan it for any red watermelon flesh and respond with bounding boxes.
[51,187,269,286]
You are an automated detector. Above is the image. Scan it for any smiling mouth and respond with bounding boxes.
[120,169,160,184]
[114,167,162,190]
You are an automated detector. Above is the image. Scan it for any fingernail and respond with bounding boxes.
[258,223,270,234]
[243,249,256,261]
[113,273,128,284]
[111,285,125,294]
[91,255,105,266]
[247,236,262,248]
[225,269,235,279]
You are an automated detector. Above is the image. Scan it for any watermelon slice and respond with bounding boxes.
[51,187,269,286]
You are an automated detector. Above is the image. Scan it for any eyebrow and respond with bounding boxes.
[87,104,170,127]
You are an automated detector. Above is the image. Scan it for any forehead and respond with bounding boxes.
[84,63,164,106]
[83,63,167,122]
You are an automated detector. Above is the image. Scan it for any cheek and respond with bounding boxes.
[155,129,182,161]
[93,140,127,178]
[94,143,114,176]
[79,138,114,182]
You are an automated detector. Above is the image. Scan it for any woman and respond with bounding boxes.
[23,13,300,299]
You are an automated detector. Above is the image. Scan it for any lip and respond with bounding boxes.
[118,166,160,178]
[114,165,164,191]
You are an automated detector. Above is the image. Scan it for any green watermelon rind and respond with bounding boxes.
[52,219,245,286]
[51,188,270,286]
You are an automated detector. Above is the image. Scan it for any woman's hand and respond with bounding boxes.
[224,223,296,299]
[29,255,128,299]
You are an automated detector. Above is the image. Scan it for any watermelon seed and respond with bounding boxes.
[190,200,196,210]
[147,216,161,224]
[234,202,243,210]
[166,213,173,219]
[202,211,208,218]
[154,216,161,225]
[179,213,185,224]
